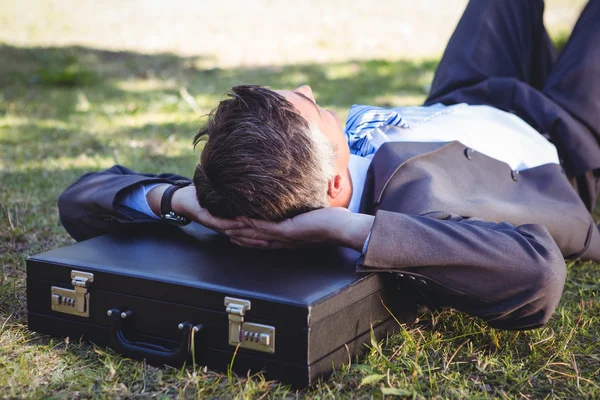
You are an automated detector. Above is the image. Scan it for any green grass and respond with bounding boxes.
[1,42,599,399]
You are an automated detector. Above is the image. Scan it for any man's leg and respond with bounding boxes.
[425,0,556,105]
[543,0,600,144]
[542,0,600,212]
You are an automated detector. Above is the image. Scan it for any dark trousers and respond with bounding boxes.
[425,0,600,211]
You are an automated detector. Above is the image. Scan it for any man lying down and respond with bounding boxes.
[58,0,600,330]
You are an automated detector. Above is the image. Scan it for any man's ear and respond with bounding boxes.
[327,174,344,200]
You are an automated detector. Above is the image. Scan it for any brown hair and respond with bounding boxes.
[193,85,335,221]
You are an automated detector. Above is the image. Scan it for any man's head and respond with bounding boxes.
[193,85,351,221]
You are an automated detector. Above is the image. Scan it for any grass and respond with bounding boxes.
[1,38,599,398]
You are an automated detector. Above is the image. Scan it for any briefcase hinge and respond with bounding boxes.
[50,271,94,318]
[224,297,275,354]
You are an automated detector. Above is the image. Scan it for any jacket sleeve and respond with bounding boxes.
[358,210,566,330]
[58,165,190,241]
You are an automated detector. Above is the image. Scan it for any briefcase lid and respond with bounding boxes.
[27,229,385,326]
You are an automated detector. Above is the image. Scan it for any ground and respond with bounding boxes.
[0,0,598,398]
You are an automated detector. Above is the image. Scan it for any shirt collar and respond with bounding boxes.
[347,154,372,213]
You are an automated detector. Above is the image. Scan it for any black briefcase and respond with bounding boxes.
[26,229,411,387]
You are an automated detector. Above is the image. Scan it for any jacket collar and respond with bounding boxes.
[359,141,458,214]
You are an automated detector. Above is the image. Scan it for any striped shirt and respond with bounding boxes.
[343,103,560,171]
[345,103,451,156]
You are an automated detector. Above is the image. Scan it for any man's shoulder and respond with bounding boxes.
[372,140,458,167]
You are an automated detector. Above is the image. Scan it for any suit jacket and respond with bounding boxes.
[58,141,600,331]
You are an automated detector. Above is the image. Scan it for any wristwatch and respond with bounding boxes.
[160,181,192,226]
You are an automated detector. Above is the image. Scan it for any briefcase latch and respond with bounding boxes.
[224,297,275,353]
[50,271,94,318]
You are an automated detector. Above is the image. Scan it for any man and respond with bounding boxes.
[59,0,600,330]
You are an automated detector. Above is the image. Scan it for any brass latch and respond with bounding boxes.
[224,297,275,353]
[51,271,94,318]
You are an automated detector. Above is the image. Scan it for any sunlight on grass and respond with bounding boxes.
[372,94,427,107]
[102,113,203,132]
[325,63,361,80]
[114,78,178,93]
[0,115,35,128]
[0,116,70,135]
[17,154,116,172]
[283,70,311,87]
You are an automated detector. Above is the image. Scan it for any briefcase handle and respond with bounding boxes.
[107,308,203,365]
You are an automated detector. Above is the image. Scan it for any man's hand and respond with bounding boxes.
[225,207,375,252]
[147,184,244,234]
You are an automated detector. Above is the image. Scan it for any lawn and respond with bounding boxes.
[1,2,599,398]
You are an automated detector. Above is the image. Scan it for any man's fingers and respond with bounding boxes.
[236,216,286,235]
[265,241,293,250]
[230,238,253,248]
[230,236,270,248]
[225,228,282,242]
[236,216,253,227]
[203,216,245,232]
[229,237,293,250]
[230,237,282,249]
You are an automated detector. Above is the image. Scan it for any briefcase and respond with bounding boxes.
[26,229,412,387]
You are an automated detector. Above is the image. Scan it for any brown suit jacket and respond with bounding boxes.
[58,141,600,330]
[357,141,599,330]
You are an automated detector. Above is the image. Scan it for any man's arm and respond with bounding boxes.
[58,165,243,241]
[359,210,566,330]
[58,165,189,241]
[227,208,566,330]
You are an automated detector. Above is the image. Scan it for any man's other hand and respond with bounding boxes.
[147,184,244,234]
[225,208,374,252]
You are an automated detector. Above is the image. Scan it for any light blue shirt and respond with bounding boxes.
[121,182,162,220]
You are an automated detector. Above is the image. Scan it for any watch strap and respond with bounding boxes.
[160,181,192,225]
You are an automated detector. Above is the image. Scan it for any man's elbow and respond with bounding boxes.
[488,247,566,330]
[530,250,567,326]
[57,184,96,242]
[57,189,71,223]
[57,191,81,241]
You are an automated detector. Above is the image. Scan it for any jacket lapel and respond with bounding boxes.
[359,141,455,214]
